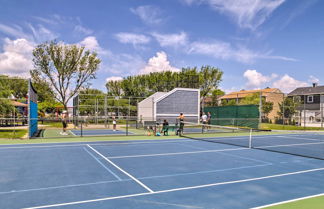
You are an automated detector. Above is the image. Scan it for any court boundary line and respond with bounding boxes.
[83,147,122,181]
[0,179,131,195]
[86,144,154,193]
[251,193,324,209]
[0,139,201,150]
[275,135,322,142]
[256,141,324,149]
[22,167,324,209]
[109,147,249,159]
[0,132,302,148]
[68,130,76,136]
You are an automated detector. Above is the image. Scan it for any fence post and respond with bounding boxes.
[304,95,306,129]
[259,90,262,127]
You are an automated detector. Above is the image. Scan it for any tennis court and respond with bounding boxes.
[1,131,324,209]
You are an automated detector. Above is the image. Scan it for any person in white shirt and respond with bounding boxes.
[112,117,117,131]
[201,112,207,132]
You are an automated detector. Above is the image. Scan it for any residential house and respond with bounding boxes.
[219,88,284,121]
[288,83,324,126]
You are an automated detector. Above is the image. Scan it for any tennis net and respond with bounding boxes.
[181,123,324,160]
[180,122,253,148]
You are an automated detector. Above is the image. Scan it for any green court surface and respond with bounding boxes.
[263,195,324,209]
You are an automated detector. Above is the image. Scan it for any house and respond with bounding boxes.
[219,88,284,121]
[137,88,200,124]
[288,83,324,125]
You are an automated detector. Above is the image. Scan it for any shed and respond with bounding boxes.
[137,88,200,124]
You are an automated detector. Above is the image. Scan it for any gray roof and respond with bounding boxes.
[288,85,324,96]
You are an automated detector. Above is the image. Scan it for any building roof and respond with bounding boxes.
[138,88,199,104]
[288,85,324,96]
[220,88,282,100]
[138,92,167,104]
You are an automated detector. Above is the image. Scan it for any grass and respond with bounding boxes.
[263,195,324,209]
[0,129,27,139]
[260,123,324,131]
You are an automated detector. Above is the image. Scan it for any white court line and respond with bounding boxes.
[275,135,322,141]
[256,141,324,149]
[86,145,154,193]
[22,167,324,209]
[0,139,197,150]
[109,147,249,159]
[0,179,130,195]
[251,193,324,209]
[83,148,122,181]
[68,130,76,136]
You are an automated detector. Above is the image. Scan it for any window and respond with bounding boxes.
[307,95,314,103]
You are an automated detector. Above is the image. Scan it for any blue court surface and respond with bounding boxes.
[70,129,133,136]
[1,134,324,209]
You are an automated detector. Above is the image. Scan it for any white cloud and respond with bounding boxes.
[74,25,93,35]
[105,53,146,76]
[243,69,277,88]
[308,75,319,84]
[152,32,188,47]
[106,76,123,82]
[115,33,151,45]
[139,51,180,74]
[130,5,163,25]
[183,0,285,30]
[0,38,34,76]
[0,24,31,40]
[188,40,297,63]
[78,36,108,55]
[79,36,100,51]
[272,74,308,93]
[28,24,58,42]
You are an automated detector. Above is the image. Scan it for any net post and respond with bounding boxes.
[249,128,252,148]
[126,117,129,136]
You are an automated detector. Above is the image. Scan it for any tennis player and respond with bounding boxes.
[112,117,117,131]
[60,110,68,135]
[177,112,185,136]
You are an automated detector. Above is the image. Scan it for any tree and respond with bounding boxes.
[239,93,273,119]
[31,71,56,103]
[208,89,225,106]
[0,75,28,117]
[198,66,223,98]
[277,97,299,124]
[106,80,123,96]
[262,101,274,119]
[105,66,223,99]
[32,40,101,109]
[221,99,237,106]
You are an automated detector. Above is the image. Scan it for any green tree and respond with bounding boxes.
[32,40,101,109]
[277,97,299,124]
[239,93,274,119]
[0,75,28,117]
[31,70,56,103]
[198,66,223,98]
[221,99,237,106]
[208,89,225,106]
[106,80,123,96]
[262,101,274,119]
[106,66,223,99]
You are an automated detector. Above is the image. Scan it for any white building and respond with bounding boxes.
[137,88,200,124]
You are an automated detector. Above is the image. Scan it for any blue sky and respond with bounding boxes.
[0,0,323,93]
